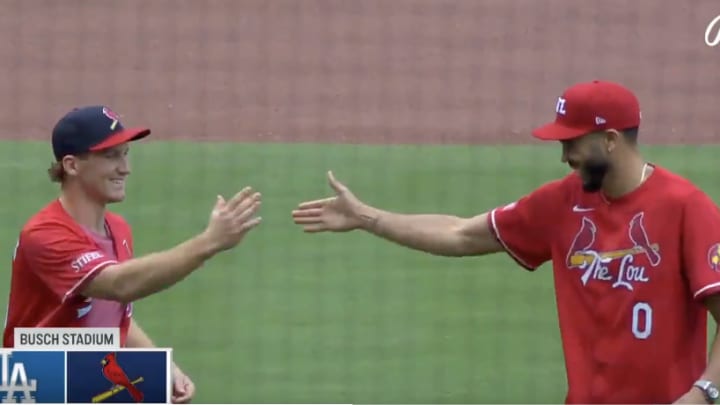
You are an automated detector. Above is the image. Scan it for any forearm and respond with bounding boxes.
[357,205,471,256]
[85,233,219,303]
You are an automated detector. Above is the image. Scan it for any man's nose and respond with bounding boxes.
[117,157,131,174]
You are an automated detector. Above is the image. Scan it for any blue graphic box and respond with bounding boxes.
[0,350,65,403]
[66,350,170,404]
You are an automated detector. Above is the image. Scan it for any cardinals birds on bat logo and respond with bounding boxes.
[566,212,661,270]
[93,352,144,403]
[565,212,661,290]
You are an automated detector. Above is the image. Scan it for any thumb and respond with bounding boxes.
[214,195,226,210]
[327,170,345,193]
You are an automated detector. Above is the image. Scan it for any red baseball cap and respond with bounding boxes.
[532,80,641,141]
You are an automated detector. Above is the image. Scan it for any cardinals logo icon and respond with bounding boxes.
[565,212,661,291]
[102,107,122,131]
[92,352,144,403]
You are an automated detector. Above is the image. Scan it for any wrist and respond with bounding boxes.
[694,379,720,404]
[194,231,222,258]
[356,204,381,232]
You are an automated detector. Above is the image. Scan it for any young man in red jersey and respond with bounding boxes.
[292,80,720,404]
[4,105,263,403]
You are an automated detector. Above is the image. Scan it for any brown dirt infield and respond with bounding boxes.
[0,0,717,145]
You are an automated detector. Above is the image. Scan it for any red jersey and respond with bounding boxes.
[3,200,134,347]
[488,164,720,404]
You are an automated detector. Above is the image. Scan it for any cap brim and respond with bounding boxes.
[89,128,151,151]
[531,121,591,141]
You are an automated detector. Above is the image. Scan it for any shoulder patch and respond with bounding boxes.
[707,243,720,271]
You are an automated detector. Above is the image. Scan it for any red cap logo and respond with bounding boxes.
[532,80,641,141]
[102,107,122,130]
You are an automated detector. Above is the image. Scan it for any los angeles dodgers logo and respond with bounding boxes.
[565,212,661,291]
[0,351,37,403]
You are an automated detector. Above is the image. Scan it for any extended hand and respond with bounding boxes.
[204,187,262,251]
[292,171,368,233]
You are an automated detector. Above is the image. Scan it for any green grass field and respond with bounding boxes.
[0,141,715,403]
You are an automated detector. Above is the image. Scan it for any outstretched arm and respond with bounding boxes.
[293,171,557,270]
[292,171,503,257]
[82,233,218,303]
[24,188,262,305]
[81,235,219,302]
[84,190,261,303]
[355,206,503,257]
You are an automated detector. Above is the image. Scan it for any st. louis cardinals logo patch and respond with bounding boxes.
[102,107,122,131]
[707,243,720,271]
[565,212,661,291]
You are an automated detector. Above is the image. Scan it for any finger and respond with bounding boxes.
[239,216,262,231]
[302,223,329,233]
[327,170,345,193]
[293,216,322,225]
[214,195,226,210]
[172,394,191,404]
[174,379,186,395]
[173,378,194,403]
[231,192,261,216]
[177,384,195,404]
[297,197,334,210]
[226,187,254,211]
[172,391,191,404]
[291,208,323,218]
[233,199,261,224]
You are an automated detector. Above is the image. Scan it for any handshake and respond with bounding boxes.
[201,170,367,253]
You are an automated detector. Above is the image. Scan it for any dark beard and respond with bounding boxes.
[580,155,610,193]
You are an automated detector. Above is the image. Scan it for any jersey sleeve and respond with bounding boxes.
[682,190,720,300]
[487,181,561,271]
[20,224,118,303]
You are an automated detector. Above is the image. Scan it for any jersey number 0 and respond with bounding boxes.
[631,301,652,339]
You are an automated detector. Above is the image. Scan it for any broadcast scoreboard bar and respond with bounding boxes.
[3,327,357,404]
[1,327,172,404]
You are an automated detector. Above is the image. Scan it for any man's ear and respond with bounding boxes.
[61,155,81,177]
[604,129,622,153]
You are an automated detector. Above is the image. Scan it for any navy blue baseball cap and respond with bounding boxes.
[51,105,151,160]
